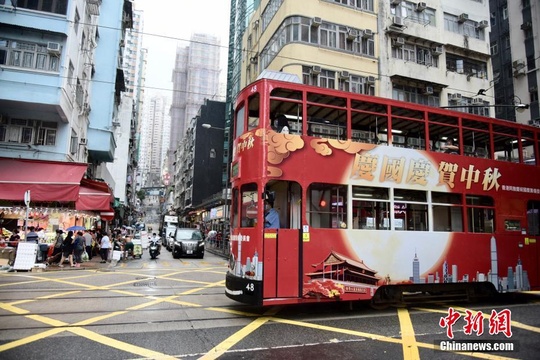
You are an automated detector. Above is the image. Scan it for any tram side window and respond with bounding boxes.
[432,192,463,232]
[394,189,428,231]
[352,186,390,230]
[528,201,540,235]
[247,93,260,131]
[466,195,494,233]
[240,183,259,228]
[231,187,239,230]
[235,104,245,139]
[308,183,347,228]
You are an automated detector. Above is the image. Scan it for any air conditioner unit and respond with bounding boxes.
[391,0,402,5]
[347,29,358,40]
[311,65,322,74]
[47,42,61,53]
[458,13,469,23]
[513,68,527,77]
[477,20,489,29]
[450,93,462,101]
[512,59,526,69]
[339,71,350,79]
[367,76,376,84]
[311,17,322,27]
[424,86,434,95]
[392,37,405,47]
[79,138,87,145]
[362,29,373,38]
[521,22,532,30]
[472,98,484,105]
[416,2,427,12]
[392,16,405,27]
[431,46,443,55]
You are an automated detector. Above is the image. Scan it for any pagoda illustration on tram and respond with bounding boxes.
[303,251,381,299]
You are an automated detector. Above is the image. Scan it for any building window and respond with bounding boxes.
[490,42,498,55]
[0,118,57,146]
[443,13,485,40]
[0,39,60,72]
[391,1,436,26]
[330,0,374,12]
[447,95,490,117]
[261,16,375,70]
[393,84,440,107]
[261,0,284,32]
[74,9,80,35]
[446,53,487,79]
[502,5,508,20]
[16,0,68,15]
[339,74,374,95]
[318,69,336,89]
[70,130,78,155]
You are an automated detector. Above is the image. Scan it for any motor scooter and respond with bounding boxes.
[149,240,160,259]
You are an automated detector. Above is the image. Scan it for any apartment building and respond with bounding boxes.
[239,0,493,116]
[489,0,539,124]
[0,0,131,226]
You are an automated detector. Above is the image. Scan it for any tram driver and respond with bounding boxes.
[264,191,280,229]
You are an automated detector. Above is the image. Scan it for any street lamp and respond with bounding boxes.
[202,124,225,130]
[201,123,231,250]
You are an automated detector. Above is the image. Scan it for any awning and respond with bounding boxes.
[75,178,113,211]
[0,157,87,202]
[100,208,115,221]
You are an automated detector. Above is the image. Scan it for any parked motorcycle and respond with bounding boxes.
[149,240,160,259]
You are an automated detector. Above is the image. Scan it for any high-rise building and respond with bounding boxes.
[169,33,222,175]
[0,0,131,226]
[140,95,170,187]
[105,8,147,225]
[489,0,539,124]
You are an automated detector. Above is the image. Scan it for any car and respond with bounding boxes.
[171,228,205,259]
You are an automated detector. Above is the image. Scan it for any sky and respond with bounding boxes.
[135,0,231,95]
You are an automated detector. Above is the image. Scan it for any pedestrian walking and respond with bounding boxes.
[58,230,74,268]
[83,230,93,260]
[100,232,111,263]
[73,231,84,267]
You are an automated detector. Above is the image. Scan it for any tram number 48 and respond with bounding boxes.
[245,283,255,292]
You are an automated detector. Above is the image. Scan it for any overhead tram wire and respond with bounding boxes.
[17,10,507,101]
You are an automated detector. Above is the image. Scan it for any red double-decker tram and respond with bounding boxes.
[224,77,540,306]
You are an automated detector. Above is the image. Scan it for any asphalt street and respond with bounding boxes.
[0,247,539,360]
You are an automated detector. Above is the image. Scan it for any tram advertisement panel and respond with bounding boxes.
[231,128,538,302]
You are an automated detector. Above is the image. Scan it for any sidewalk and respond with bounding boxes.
[205,244,229,259]
[43,256,117,272]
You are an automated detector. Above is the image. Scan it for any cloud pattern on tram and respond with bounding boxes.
[311,139,376,156]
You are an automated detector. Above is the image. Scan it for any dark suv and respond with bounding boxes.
[171,228,205,259]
